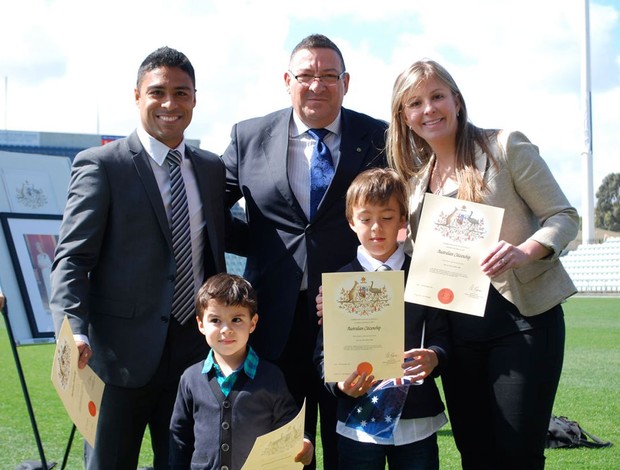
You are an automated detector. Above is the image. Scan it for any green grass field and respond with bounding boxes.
[1,296,618,469]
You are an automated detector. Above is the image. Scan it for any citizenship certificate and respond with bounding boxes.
[51,317,104,448]
[242,400,306,469]
[405,193,504,316]
[322,270,404,382]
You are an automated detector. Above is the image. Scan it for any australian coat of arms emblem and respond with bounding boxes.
[55,338,72,390]
[434,204,488,243]
[337,276,390,316]
[16,179,48,209]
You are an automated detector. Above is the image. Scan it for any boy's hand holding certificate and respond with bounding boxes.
[322,271,404,382]
[242,400,307,469]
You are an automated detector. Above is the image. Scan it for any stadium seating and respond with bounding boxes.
[560,236,620,293]
[0,144,85,159]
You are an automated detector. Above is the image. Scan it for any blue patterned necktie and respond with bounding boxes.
[308,128,334,219]
[166,150,194,325]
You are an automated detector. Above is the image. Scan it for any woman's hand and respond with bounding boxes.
[481,239,551,277]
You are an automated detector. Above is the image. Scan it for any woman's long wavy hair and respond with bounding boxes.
[386,59,494,202]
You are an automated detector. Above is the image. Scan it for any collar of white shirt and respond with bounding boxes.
[356,244,406,272]
[290,110,342,138]
[136,126,186,165]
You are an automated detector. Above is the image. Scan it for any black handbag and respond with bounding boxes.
[545,415,612,449]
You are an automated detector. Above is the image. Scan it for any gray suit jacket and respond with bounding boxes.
[223,107,387,360]
[50,131,227,387]
[405,129,578,316]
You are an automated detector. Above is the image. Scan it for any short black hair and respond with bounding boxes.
[136,46,195,89]
[290,34,346,71]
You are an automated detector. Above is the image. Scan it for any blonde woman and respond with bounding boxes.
[387,59,578,469]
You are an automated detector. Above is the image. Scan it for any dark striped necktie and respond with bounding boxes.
[166,150,194,325]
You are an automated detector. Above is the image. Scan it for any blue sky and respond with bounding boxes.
[1,0,618,211]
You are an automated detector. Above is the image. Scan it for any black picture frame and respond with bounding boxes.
[1,212,62,338]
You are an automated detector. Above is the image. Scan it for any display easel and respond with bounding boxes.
[59,425,76,470]
[2,298,56,469]
[0,150,73,468]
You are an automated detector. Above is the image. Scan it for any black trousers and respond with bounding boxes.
[274,291,339,470]
[442,306,565,470]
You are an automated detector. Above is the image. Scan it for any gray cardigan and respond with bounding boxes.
[405,129,578,316]
[169,359,299,470]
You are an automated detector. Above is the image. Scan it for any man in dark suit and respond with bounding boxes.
[50,47,227,470]
[222,34,387,469]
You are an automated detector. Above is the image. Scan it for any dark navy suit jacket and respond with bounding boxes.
[222,107,387,361]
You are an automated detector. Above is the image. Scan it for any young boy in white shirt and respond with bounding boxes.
[315,168,450,469]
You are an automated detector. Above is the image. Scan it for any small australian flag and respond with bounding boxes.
[344,377,413,439]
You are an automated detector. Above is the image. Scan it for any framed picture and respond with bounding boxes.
[1,169,59,213]
[1,213,62,338]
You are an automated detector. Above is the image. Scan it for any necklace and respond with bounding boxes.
[431,159,453,195]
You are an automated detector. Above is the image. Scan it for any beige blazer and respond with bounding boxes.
[405,129,578,316]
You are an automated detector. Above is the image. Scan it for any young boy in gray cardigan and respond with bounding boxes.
[169,273,313,469]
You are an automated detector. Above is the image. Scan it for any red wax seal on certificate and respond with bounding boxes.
[437,288,454,304]
[357,362,373,376]
[88,401,97,417]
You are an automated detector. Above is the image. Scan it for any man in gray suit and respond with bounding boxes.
[223,34,387,469]
[50,47,227,470]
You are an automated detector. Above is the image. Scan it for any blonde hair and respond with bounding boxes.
[345,168,408,221]
[386,59,494,203]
